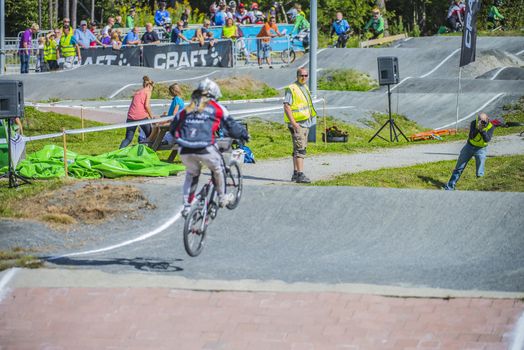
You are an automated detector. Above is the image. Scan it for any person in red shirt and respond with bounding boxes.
[256,16,282,68]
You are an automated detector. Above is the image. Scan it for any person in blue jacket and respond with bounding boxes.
[330,12,352,48]
[154,1,171,26]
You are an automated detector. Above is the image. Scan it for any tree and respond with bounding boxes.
[5,0,50,35]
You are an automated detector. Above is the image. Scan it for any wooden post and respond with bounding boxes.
[62,128,68,178]
[80,106,85,141]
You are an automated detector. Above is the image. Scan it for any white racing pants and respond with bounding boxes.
[180,145,226,206]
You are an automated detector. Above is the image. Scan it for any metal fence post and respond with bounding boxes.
[0,0,6,76]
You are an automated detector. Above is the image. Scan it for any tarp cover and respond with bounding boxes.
[1,144,184,179]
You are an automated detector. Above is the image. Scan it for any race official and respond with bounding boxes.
[284,68,317,184]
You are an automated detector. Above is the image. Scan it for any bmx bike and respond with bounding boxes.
[182,140,244,257]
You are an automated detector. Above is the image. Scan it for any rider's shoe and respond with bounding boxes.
[181,204,191,217]
[219,193,234,208]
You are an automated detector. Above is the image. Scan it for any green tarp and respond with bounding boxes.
[0,144,185,179]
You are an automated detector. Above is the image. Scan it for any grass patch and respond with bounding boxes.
[318,69,379,92]
[314,155,524,192]
[441,30,524,37]
[0,179,64,217]
[151,76,280,101]
[0,247,43,271]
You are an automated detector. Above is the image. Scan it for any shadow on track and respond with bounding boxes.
[46,257,184,272]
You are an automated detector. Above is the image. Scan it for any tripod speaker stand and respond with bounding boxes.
[369,56,409,143]
[0,118,30,188]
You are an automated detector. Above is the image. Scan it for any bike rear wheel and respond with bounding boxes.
[226,162,243,210]
[183,204,207,257]
[281,49,296,64]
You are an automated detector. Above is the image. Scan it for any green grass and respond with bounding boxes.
[0,179,64,217]
[314,154,524,192]
[318,69,379,92]
[151,76,280,101]
[0,248,43,271]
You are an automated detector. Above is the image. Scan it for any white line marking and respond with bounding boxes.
[403,37,413,42]
[490,66,509,80]
[420,48,460,78]
[510,310,524,350]
[48,208,184,260]
[0,268,19,302]
[298,48,328,69]
[516,49,524,56]
[435,93,504,130]
[108,71,219,99]
[386,77,412,93]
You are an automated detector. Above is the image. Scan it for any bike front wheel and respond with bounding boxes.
[226,162,243,210]
[183,204,207,257]
[281,49,296,64]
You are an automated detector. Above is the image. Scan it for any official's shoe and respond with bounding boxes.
[442,184,454,191]
[295,173,311,184]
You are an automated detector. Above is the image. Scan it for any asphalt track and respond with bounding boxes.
[1,36,524,296]
[3,36,523,129]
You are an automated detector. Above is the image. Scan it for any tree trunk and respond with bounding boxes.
[91,0,94,22]
[64,0,69,20]
[38,0,42,28]
[71,0,77,28]
[49,0,53,28]
[54,0,59,26]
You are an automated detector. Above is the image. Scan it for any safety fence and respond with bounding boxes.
[0,40,235,74]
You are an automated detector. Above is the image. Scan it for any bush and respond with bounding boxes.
[318,69,378,92]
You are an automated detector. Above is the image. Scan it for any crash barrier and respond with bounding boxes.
[0,40,234,74]
[359,33,408,48]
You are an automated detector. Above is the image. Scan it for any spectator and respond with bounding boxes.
[214,5,227,26]
[111,31,123,50]
[126,7,136,28]
[447,0,464,32]
[35,37,45,72]
[62,18,71,30]
[248,2,265,24]
[195,19,217,47]
[154,1,171,26]
[114,15,123,29]
[256,16,282,68]
[102,17,115,38]
[44,32,59,71]
[487,0,506,28]
[89,22,99,47]
[120,76,155,149]
[364,8,385,39]
[181,8,191,28]
[443,113,495,190]
[283,67,316,183]
[53,28,62,43]
[123,26,141,45]
[59,25,81,69]
[331,12,351,48]
[18,23,39,74]
[74,20,104,48]
[238,5,252,24]
[142,23,161,44]
[291,4,310,36]
[222,18,249,63]
[171,21,190,44]
[101,28,112,45]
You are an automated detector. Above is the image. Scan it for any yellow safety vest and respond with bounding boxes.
[60,33,76,57]
[284,83,317,123]
[44,40,57,61]
[469,116,493,148]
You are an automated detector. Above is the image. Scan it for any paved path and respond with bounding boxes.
[1,269,523,350]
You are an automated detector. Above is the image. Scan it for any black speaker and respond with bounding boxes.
[0,80,24,119]
[377,57,399,85]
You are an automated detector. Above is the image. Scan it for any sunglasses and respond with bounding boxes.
[299,74,308,77]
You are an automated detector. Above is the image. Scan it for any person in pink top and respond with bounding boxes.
[119,76,155,148]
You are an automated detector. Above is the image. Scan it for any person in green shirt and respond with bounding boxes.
[289,4,310,48]
[364,8,385,39]
[126,8,136,28]
[487,0,505,29]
